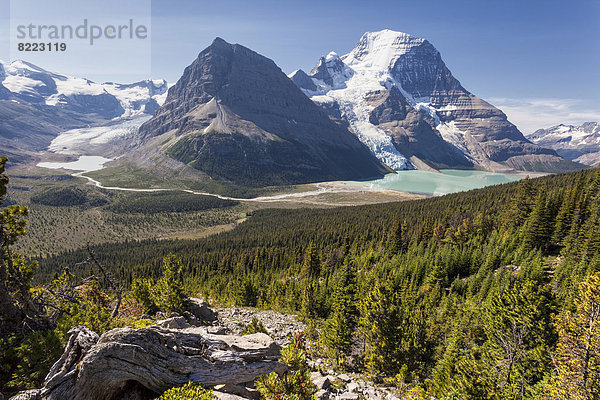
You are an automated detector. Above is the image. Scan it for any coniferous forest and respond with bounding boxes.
[1,154,600,399]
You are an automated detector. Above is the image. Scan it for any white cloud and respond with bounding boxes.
[488,97,600,134]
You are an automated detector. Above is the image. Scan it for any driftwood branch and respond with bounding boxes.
[10,318,285,400]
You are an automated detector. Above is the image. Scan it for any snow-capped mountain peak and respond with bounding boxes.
[5,59,50,74]
[325,51,340,62]
[527,122,600,166]
[290,30,437,170]
[342,30,426,71]
[291,30,574,173]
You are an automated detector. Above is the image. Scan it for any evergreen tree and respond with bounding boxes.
[234,277,257,307]
[506,177,536,228]
[154,253,187,313]
[388,219,408,254]
[301,242,320,279]
[548,273,600,400]
[300,280,317,321]
[552,186,577,244]
[583,215,600,260]
[523,194,553,249]
[482,279,557,396]
[359,280,403,375]
[322,262,357,364]
[564,194,591,256]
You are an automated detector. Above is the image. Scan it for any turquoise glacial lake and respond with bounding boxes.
[354,169,523,196]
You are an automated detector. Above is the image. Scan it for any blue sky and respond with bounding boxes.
[1,0,599,132]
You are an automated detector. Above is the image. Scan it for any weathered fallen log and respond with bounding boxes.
[11,318,285,400]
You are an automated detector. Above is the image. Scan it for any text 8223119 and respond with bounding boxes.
[17,43,67,52]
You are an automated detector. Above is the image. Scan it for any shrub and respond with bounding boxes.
[241,317,268,335]
[130,254,188,315]
[1,330,63,395]
[156,382,216,400]
[130,318,154,329]
[255,370,314,400]
[255,332,315,400]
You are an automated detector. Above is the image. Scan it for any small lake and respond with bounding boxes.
[354,169,522,196]
[37,156,113,173]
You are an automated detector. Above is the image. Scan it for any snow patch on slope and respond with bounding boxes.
[342,30,426,72]
[2,75,44,95]
[435,121,472,158]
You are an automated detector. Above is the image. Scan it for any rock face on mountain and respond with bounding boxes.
[137,38,388,187]
[291,30,582,173]
[0,64,11,100]
[0,60,168,160]
[528,122,600,166]
[11,319,285,400]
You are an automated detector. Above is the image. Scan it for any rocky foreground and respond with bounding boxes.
[8,301,407,400]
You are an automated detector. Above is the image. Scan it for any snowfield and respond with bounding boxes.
[1,59,168,118]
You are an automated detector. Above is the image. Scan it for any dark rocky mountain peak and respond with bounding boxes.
[136,38,388,187]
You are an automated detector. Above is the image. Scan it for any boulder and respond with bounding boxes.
[187,298,217,322]
[310,372,331,390]
[213,391,248,400]
[213,384,258,400]
[346,381,360,393]
[337,373,351,383]
[11,319,285,400]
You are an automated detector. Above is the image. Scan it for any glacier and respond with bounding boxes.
[291,30,455,170]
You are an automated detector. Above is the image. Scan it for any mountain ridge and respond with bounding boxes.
[528,122,600,166]
[291,29,583,173]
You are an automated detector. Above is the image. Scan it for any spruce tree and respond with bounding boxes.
[301,242,320,279]
[583,215,600,260]
[506,177,536,228]
[155,253,187,313]
[322,262,357,364]
[523,194,553,249]
[359,280,402,375]
[388,219,408,254]
[552,187,577,244]
[483,279,557,394]
[300,280,317,321]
